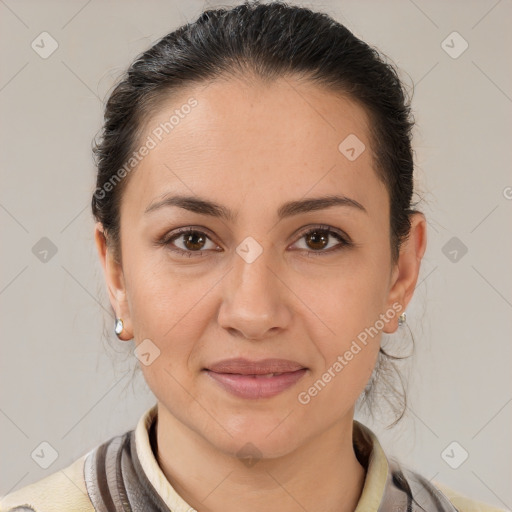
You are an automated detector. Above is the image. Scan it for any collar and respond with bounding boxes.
[134,403,390,511]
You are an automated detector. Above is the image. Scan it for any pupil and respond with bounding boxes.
[307,231,328,250]
[185,232,205,250]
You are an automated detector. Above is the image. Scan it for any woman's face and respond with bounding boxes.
[96,76,423,458]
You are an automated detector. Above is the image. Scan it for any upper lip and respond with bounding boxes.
[205,358,306,375]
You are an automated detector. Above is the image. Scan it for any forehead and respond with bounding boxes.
[120,76,387,223]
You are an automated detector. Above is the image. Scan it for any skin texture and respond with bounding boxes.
[95,75,427,512]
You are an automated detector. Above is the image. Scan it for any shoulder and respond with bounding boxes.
[432,480,510,512]
[0,452,94,512]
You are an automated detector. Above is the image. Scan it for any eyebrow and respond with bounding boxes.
[144,194,367,221]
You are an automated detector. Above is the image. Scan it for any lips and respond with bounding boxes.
[204,357,306,375]
[203,358,308,399]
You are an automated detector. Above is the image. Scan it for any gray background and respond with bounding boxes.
[1,0,511,508]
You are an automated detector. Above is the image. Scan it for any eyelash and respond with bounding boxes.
[158,224,352,258]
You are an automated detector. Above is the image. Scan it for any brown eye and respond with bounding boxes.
[162,228,219,257]
[291,225,351,255]
[305,230,330,251]
[182,231,207,251]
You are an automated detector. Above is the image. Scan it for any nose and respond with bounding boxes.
[217,245,292,340]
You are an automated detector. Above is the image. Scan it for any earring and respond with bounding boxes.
[114,317,124,338]
[398,312,407,326]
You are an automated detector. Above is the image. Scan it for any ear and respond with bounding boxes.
[382,212,427,333]
[94,222,133,341]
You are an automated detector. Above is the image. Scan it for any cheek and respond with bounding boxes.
[299,329,381,419]
[294,252,389,344]
[124,255,216,377]
[124,246,198,335]
[313,312,382,393]
[130,273,204,407]
[301,252,387,393]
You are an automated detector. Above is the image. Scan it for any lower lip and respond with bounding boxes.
[204,369,307,399]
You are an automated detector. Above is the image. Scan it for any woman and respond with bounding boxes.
[0,1,506,511]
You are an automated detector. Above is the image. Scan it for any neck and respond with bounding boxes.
[154,403,367,512]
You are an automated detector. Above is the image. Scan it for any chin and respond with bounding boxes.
[203,411,306,461]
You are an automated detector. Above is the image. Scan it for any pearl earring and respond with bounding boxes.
[114,317,124,338]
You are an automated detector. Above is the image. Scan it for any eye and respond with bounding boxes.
[160,228,220,257]
[159,224,351,258]
[290,224,351,256]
